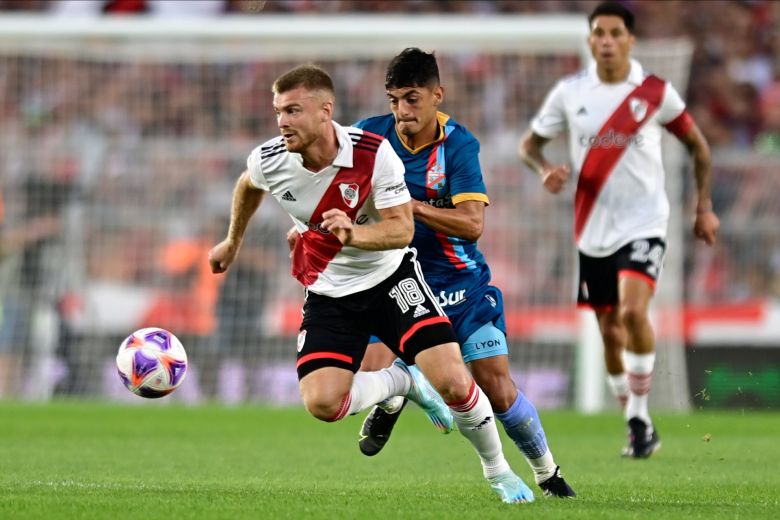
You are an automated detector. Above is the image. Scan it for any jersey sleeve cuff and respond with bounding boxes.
[452,192,489,205]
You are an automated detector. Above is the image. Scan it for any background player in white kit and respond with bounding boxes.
[209,64,534,503]
[519,2,720,458]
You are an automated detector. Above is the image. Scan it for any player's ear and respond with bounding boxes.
[433,85,444,106]
[321,98,333,121]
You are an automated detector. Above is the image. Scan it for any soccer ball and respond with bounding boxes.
[116,327,188,398]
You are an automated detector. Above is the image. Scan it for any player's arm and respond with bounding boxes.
[518,129,570,194]
[321,138,413,250]
[209,170,265,273]
[677,123,720,245]
[321,202,413,251]
[411,199,484,242]
[411,138,488,241]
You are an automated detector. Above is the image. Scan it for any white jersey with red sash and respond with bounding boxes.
[247,121,411,297]
[531,59,694,257]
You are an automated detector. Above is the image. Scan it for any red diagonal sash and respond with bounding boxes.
[291,137,378,287]
[574,75,666,242]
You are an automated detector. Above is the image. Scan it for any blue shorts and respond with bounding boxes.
[460,321,508,363]
[370,283,507,363]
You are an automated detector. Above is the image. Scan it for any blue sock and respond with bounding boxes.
[494,391,549,460]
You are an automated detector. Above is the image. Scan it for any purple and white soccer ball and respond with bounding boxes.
[116,327,188,398]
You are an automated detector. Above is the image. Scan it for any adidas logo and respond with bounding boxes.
[473,416,493,431]
[576,106,588,116]
[412,304,430,318]
[281,190,296,201]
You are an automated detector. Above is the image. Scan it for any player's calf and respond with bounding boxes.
[300,364,412,423]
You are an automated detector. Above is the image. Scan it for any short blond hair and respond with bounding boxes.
[272,64,335,96]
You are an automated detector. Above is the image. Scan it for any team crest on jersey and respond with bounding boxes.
[629,97,649,123]
[339,183,359,208]
[426,164,446,190]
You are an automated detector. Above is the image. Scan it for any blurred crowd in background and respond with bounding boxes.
[0,0,778,401]
[0,0,778,151]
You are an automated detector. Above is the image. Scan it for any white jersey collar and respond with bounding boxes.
[587,58,645,87]
[331,120,354,169]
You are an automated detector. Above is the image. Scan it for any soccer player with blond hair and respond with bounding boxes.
[211,64,534,503]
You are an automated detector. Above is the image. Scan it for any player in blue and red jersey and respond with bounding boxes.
[354,48,576,498]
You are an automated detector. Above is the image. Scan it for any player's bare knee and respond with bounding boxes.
[435,374,476,403]
[421,363,473,402]
[620,305,648,332]
[477,377,516,412]
[303,395,346,422]
[300,384,348,422]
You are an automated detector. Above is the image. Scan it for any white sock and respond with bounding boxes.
[343,365,410,417]
[527,450,557,484]
[448,381,510,479]
[624,351,655,426]
[606,373,629,408]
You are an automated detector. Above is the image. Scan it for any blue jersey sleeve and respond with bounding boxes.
[447,136,488,205]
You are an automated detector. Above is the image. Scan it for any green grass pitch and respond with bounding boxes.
[1,402,778,519]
